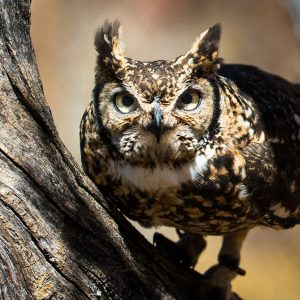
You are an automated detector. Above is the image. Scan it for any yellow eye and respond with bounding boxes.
[114,93,137,114]
[177,90,202,111]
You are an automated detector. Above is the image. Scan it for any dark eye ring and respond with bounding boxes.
[114,92,137,114]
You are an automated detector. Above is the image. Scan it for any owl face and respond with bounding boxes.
[94,21,222,167]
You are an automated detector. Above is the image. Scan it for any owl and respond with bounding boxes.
[80,20,300,298]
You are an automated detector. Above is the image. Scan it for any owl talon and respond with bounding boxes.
[219,254,246,276]
[153,232,206,269]
[153,232,188,268]
[195,264,243,300]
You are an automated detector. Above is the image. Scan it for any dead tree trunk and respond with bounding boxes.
[0,1,243,299]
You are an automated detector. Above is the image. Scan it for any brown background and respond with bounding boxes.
[31,1,300,299]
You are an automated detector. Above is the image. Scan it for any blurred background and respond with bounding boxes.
[31,1,300,299]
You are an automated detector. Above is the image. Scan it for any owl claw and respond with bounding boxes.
[153,233,243,299]
[153,232,190,268]
[153,232,206,269]
[219,254,246,276]
[195,264,243,300]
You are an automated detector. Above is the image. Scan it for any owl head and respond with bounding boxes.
[93,20,222,167]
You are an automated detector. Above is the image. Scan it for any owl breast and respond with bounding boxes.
[102,145,256,235]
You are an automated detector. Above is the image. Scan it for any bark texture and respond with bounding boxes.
[0,1,207,299]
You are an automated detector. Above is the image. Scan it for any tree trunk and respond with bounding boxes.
[0,1,242,299]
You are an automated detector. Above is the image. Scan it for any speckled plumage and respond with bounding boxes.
[80,20,300,295]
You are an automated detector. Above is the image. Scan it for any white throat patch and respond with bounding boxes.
[108,147,216,191]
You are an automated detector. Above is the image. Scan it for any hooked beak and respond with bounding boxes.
[148,104,163,143]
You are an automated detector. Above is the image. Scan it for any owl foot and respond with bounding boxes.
[195,264,244,300]
[153,231,206,269]
[218,254,246,276]
[153,232,244,299]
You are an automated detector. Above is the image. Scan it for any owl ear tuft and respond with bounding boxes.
[176,24,223,76]
[94,20,127,76]
[192,24,221,59]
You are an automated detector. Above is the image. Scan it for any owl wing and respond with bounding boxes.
[220,64,300,222]
[219,64,300,142]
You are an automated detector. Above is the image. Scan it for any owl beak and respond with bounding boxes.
[148,105,163,143]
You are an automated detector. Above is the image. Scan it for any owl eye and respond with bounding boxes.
[114,93,137,114]
[177,90,202,111]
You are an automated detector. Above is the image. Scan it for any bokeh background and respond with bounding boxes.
[31,1,300,299]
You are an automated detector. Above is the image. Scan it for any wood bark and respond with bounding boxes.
[0,1,240,299]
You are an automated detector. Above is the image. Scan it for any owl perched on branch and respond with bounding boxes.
[80,20,300,299]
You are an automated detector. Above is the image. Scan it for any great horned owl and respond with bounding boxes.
[80,20,300,298]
